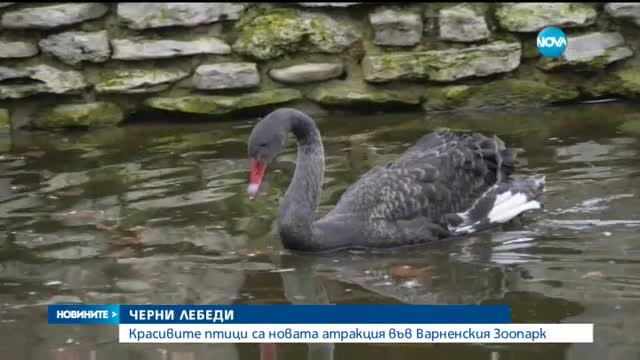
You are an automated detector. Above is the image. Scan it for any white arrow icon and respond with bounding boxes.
[112,312,117,318]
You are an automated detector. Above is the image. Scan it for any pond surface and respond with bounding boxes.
[1,102,640,360]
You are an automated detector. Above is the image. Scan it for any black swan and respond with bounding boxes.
[247,108,545,252]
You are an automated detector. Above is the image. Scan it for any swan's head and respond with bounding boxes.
[247,109,294,198]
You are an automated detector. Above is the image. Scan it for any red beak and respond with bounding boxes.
[248,158,266,198]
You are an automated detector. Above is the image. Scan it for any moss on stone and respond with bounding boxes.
[519,36,541,60]
[95,68,190,94]
[231,9,359,61]
[578,76,619,98]
[495,3,597,32]
[232,88,302,109]
[305,16,351,54]
[618,116,640,137]
[423,85,472,111]
[232,13,308,61]
[615,63,640,97]
[0,108,10,128]
[33,102,124,129]
[362,51,435,82]
[362,41,521,83]
[423,79,579,111]
[538,46,634,72]
[145,89,302,115]
[146,96,226,114]
[307,83,420,106]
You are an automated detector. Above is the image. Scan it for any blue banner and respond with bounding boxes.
[49,304,120,325]
[48,304,511,325]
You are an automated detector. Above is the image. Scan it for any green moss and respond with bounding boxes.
[145,89,303,115]
[0,84,45,100]
[423,85,472,111]
[307,84,420,106]
[232,13,308,61]
[362,52,434,83]
[520,38,541,60]
[362,41,520,83]
[538,46,633,72]
[158,7,176,22]
[99,75,126,88]
[0,108,10,128]
[98,70,136,87]
[306,18,345,54]
[95,69,189,93]
[233,89,302,109]
[496,3,597,32]
[33,102,124,129]
[423,79,579,111]
[618,117,640,137]
[615,64,640,97]
[578,76,619,98]
[587,48,622,70]
[147,96,227,114]
[232,10,359,61]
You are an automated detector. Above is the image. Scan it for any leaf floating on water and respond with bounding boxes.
[96,222,119,231]
[389,265,432,279]
[111,236,142,247]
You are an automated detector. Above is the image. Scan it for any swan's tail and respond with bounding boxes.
[446,174,546,236]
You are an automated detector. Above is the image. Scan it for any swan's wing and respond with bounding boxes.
[331,140,493,219]
[390,128,515,175]
[331,129,460,206]
[334,130,515,215]
[322,130,526,246]
[380,128,463,169]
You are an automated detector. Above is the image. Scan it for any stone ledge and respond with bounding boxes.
[362,41,522,83]
[116,3,246,29]
[145,89,303,115]
[32,102,124,129]
[1,4,109,29]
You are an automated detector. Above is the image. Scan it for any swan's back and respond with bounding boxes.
[315,129,544,248]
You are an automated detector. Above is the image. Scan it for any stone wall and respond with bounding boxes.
[1,2,640,131]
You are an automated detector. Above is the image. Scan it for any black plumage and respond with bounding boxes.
[247,108,545,252]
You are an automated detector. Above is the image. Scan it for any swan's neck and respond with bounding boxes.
[279,116,324,251]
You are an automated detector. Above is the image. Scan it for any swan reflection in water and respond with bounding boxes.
[255,227,582,360]
[15,212,581,360]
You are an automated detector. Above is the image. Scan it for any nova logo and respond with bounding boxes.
[536,27,567,58]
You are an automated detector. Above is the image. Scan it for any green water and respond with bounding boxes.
[1,102,640,359]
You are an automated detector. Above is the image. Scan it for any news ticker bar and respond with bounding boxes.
[48,305,594,344]
[48,304,512,325]
[118,324,594,344]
